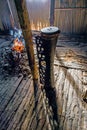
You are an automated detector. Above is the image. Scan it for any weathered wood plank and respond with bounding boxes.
[55,0,87,34]
[55,66,67,117]
[8,81,34,130]
[54,64,60,83]
[0,77,18,99]
[0,76,19,114]
[0,34,87,130]
[0,76,27,129]
[55,40,87,71]
[6,78,32,130]
[81,71,87,130]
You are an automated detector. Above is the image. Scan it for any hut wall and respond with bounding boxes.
[0,0,19,31]
[9,0,20,28]
[0,0,11,30]
[26,0,50,31]
[54,0,87,34]
[0,19,3,30]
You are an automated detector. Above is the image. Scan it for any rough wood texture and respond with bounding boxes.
[0,0,12,30]
[0,0,19,30]
[55,0,87,34]
[9,0,19,28]
[26,0,50,31]
[14,0,38,80]
[0,34,87,130]
[54,34,87,130]
[55,34,87,71]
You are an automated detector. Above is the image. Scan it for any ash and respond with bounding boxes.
[0,36,31,79]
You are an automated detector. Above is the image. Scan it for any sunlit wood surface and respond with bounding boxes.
[0,34,87,130]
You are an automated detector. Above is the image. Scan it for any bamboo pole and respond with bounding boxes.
[14,0,39,108]
[14,0,38,80]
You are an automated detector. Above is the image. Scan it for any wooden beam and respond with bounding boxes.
[7,0,14,28]
[14,0,39,112]
[14,0,38,81]
[55,7,87,10]
[50,0,55,26]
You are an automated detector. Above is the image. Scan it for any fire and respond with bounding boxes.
[12,38,24,52]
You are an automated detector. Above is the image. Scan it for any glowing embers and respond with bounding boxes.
[12,38,24,53]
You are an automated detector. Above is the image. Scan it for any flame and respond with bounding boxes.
[12,38,24,52]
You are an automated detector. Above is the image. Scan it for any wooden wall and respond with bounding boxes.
[0,0,11,30]
[54,0,87,34]
[0,0,19,31]
[0,0,87,34]
[9,0,20,28]
[26,0,50,31]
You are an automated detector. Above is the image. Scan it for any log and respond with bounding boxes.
[14,0,39,112]
[50,0,55,26]
[14,0,38,81]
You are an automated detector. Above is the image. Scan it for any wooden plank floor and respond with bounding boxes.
[0,34,87,130]
[55,34,87,130]
[0,75,48,130]
[54,66,87,130]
